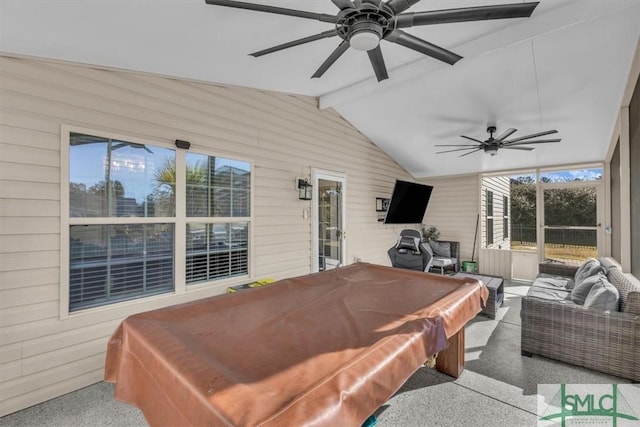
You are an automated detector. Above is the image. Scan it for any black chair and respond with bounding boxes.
[387,229,433,272]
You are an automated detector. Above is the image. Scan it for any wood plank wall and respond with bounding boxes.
[0,55,412,415]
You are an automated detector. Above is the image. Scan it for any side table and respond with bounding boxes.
[453,272,504,319]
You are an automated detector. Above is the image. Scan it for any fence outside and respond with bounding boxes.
[511,224,597,249]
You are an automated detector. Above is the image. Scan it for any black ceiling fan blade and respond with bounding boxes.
[434,144,481,147]
[502,129,558,144]
[251,29,338,57]
[436,147,479,154]
[460,135,486,144]
[386,0,421,14]
[367,46,388,81]
[459,148,483,157]
[494,128,517,142]
[312,40,350,79]
[331,0,355,10]
[386,30,462,65]
[502,146,535,151]
[504,139,562,146]
[395,2,539,28]
[204,0,338,23]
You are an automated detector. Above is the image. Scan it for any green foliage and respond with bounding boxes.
[510,177,597,228]
[420,225,440,241]
[510,178,536,226]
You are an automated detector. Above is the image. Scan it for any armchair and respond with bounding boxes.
[427,240,460,274]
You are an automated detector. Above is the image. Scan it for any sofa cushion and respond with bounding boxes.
[574,258,605,287]
[570,274,603,305]
[583,275,619,311]
[429,241,451,258]
[526,285,571,302]
[599,257,622,273]
[432,257,455,268]
[534,273,574,290]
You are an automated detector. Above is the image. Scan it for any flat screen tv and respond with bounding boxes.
[384,180,433,224]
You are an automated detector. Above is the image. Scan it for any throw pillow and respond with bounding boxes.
[584,276,620,311]
[574,258,604,287]
[570,273,603,305]
[430,241,451,258]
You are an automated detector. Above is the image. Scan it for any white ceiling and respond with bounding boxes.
[2,0,639,177]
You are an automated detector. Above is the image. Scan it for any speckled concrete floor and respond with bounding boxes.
[1,280,631,427]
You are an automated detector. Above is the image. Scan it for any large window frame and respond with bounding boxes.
[60,126,253,317]
[503,195,509,239]
[481,164,603,260]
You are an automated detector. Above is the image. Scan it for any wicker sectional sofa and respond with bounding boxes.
[521,257,640,381]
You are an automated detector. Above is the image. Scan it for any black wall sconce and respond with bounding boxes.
[175,139,191,150]
[297,178,312,200]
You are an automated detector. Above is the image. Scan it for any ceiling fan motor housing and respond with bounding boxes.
[484,145,499,156]
[336,4,395,50]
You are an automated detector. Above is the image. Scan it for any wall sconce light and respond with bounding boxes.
[297,178,312,200]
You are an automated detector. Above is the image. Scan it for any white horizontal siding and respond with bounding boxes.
[0,54,412,416]
[418,174,480,261]
[479,248,513,279]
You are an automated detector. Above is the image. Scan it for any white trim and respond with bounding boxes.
[59,125,71,319]
[620,106,632,271]
[311,169,347,273]
[174,148,187,294]
[58,125,254,318]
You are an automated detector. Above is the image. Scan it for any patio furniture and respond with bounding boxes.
[521,257,640,381]
[427,240,460,274]
[453,272,504,319]
[388,229,433,272]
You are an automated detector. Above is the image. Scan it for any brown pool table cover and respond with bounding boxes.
[104,263,487,426]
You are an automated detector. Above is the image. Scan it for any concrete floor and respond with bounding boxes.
[1,280,633,427]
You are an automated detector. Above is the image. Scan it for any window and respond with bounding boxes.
[486,190,494,245]
[185,153,250,284]
[65,130,251,312]
[503,195,509,239]
[539,167,603,183]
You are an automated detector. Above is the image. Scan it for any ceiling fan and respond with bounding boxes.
[435,126,561,157]
[204,0,539,81]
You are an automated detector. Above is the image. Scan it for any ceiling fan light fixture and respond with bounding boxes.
[348,20,382,51]
[349,30,380,51]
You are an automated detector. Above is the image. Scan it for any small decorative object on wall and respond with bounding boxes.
[376,197,390,212]
[297,178,312,200]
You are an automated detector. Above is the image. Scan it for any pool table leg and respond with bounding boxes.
[435,329,465,378]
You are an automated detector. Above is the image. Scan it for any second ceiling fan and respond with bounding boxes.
[436,126,562,157]
[204,0,540,81]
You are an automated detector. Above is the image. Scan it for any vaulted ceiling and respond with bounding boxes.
[2,0,639,177]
